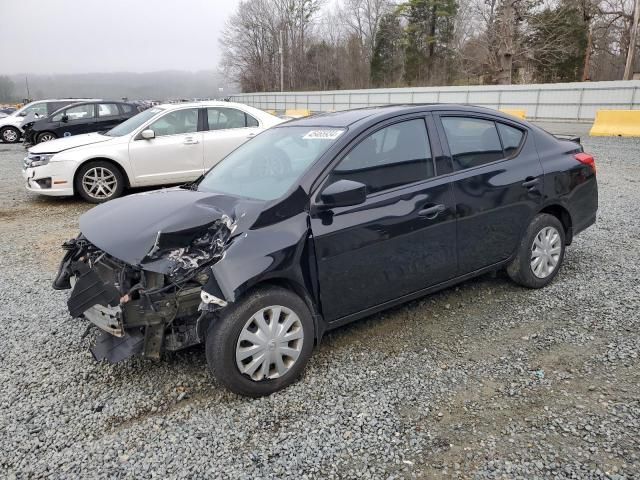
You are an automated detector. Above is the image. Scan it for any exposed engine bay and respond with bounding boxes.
[53,215,236,363]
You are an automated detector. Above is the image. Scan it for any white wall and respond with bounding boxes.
[229,80,640,122]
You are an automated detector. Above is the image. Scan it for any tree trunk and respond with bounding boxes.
[624,0,640,80]
[429,3,437,59]
[582,24,592,81]
[497,0,514,85]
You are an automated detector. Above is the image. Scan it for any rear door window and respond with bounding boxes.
[207,107,257,130]
[441,117,504,170]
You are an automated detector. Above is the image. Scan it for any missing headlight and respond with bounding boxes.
[143,214,236,278]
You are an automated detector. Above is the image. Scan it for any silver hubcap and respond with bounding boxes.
[39,134,54,142]
[236,305,304,381]
[82,167,117,199]
[3,129,17,142]
[530,226,562,278]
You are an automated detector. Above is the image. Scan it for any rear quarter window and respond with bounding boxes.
[497,123,525,157]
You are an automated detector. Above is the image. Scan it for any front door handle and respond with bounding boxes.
[418,204,446,219]
[522,177,540,188]
[183,137,199,145]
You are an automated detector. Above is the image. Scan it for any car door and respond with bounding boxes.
[310,115,457,322]
[128,107,204,185]
[54,103,96,137]
[434,113,543,274]
[94,103,124,132]
[202,107,261,170]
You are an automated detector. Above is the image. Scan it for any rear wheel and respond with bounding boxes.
[206,286,314,397]
[37,131,57,143]
[74,160,125,203]
[507,213,566,288]
[0,126,20,143]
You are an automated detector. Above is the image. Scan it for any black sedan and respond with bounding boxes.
[23,101,140,145]
[53,105,598,397]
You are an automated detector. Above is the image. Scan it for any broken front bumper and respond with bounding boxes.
[56,238,206,363]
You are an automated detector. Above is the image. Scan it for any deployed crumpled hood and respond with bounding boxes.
[29,132,114,154]
[79,189,262,272]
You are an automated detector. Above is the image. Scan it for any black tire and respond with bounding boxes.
[36,131,57,144]
[0,126,21,143]
[74,160,125,203]
[507,213,566,288]
[206,286,314,397]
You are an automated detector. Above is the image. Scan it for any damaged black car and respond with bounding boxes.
[54,105,598,397]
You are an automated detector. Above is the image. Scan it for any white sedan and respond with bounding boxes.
[22,101,283,202]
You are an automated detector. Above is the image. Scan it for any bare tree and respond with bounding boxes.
[624,0,640,77]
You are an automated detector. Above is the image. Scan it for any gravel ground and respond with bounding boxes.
[0,135,638,479]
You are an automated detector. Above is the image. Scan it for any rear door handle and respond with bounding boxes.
[246,131,258,139]
[522,177,540,188]
[183,137,199,145]
[418,204,446,218]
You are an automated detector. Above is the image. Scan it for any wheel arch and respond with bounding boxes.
[72,157,131,192]
[539,203,573,245]
[207,276,325,345]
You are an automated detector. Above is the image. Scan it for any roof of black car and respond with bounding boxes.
[282,104,510,127]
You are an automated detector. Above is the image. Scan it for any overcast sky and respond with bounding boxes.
[0,0,241,74]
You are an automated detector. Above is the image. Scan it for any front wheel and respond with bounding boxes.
[74,160,125,203]
[507,213,566,288]
[0,126,20,143]
[206,286,314,397]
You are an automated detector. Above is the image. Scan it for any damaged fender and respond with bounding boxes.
[55,187,323,363]
[200,188,323,338]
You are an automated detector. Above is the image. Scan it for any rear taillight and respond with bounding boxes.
[575,152,596,173]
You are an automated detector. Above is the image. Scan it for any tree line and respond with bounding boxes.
[0,72,236,103]
[220,0,640,92]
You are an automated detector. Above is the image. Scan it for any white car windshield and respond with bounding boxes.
[104,107,164,137]
[197,126,346,201]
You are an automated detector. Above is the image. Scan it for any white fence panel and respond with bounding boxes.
[229,80,640,121]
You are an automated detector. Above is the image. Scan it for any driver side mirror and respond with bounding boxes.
[140,129,155,140]
[319,179,367,209]
[18,112,26,117]
[61,114,69,123]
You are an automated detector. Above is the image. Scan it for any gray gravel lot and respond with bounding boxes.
[0,134,638,479]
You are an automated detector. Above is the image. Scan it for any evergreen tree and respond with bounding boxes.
[526,4,588,82]
[401,0,458,85]
[370,12,405,86]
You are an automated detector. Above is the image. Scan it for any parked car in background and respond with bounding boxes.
[0,99,99,143]
[22,101,141,145]
[23,101,283,202]
[52,105,598,397]
[0,107,17,118]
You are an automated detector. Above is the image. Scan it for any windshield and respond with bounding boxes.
[197,126,345,201]
[104,107,164,137]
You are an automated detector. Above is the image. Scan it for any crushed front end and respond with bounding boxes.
[53,216,235,363]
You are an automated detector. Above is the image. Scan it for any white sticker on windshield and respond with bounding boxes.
[302,129,343,140]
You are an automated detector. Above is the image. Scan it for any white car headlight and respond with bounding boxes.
[25,153,55,168]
